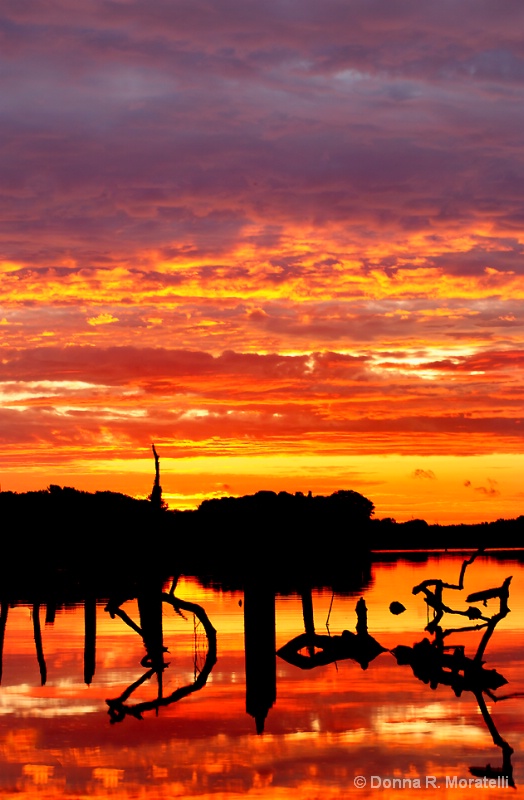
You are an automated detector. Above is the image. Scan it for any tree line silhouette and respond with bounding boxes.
[0,482,522,586]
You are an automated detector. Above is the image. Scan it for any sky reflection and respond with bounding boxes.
[0,556,523,797]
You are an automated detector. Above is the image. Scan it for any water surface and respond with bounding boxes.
[0,553,523,797]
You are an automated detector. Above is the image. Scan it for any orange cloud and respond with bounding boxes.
[1,1,523,522]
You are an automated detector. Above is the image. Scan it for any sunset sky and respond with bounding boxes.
[1,1,523,521]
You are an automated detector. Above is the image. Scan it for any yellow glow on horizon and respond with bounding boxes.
[2,452,522,523]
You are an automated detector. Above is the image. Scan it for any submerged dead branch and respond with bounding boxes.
[105,590,217,723]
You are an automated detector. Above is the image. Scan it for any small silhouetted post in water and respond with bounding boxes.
[301,587,315,637]
[244,580,276,734]
[355,597,368,635]
[0,600,8,684]
[45,598,56,625]
[32,603,47,686]
[84,593,97,685]
[137,577,166,703]
[300,585,315,658]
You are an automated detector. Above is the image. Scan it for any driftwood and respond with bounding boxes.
[399,548,515,787]
[279,548,518,786]
[277,598,386,671]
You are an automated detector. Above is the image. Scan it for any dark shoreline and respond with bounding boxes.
[1,486,522,592]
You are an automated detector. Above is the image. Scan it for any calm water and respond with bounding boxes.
[0,554,523,798]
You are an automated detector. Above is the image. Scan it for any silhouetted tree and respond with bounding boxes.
[149,443,167,511]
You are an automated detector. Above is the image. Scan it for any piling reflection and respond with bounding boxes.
[0,600,7,684]
[84,592,96,685]
[244,578,276,734]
